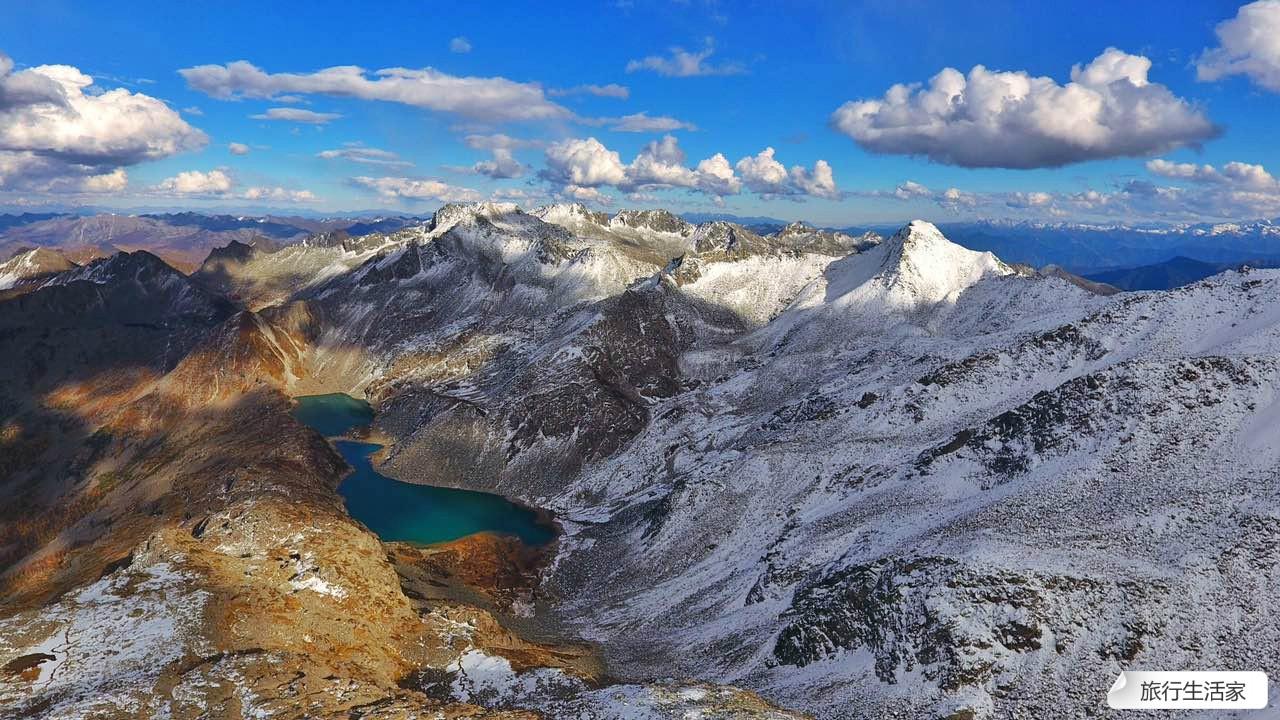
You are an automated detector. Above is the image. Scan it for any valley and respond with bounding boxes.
[2,202,1279,719]
[292,393,556,549]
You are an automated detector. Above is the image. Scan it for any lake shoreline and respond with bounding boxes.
[291,393,563,551]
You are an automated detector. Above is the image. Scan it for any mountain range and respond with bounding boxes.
[1,203,1279,719]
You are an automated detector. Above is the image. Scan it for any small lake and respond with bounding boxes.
[293,393,556,547]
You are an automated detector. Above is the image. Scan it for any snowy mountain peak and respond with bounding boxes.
[777,221,815,236]
[879,220,1011,291]
[609,209,694,237]
[531,203,610,232]
[801,219,1015,331]
[429,201,522,234]
[0,246,77,290]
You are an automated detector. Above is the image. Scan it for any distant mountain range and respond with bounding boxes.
[1083,255,1280,291]
[937,219,1280,274]
[5,201,1280,719]
[7,210,1280,282]
[0,212,425,273]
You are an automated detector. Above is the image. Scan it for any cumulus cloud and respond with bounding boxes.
[450,37,472,54]
[548,83,630,99]
[317,145,411,168]
[893,180,932,200]
[607,112,697,132]
[540,136,831,200]
[180,60,571,122]
[1197,1,1280,91]
[80,168,129,193]
[251,107,340,124]
[242,186,316,203]
[939,187,978,210]
[625,39,745,77]
[876,157,1280,222]
[735,147,839,199]
[831,48,1218,169]
[1147,158,1278,190]
[789,160,838,200]
[1006,191,1055,209]
[562,184,612,205]
[0,52,205,192]
[228,142,251,156]
[156,169,234,195]
[352,175,482,202]
[543,137,628,187]
[469,148,525,179]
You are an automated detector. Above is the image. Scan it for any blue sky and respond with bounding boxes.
[1,0,1279,225]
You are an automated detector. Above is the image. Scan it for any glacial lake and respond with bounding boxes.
[292,393,556,547]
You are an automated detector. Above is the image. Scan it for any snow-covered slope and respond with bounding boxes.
[0,247,76,291]
[11,203,1280,719]
[260,208,1280,718]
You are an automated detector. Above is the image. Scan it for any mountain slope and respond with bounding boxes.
[1083,255,1280,291]
[0,248,77,293]
[6,204,1280,719]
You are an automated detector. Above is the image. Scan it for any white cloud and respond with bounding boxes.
[789,159,838,200]
[352,175,481,202]
[548,83,630,99]
[156,169,234,195]
[940,187,977,210]
[627,135,700,188]
[540,136,830,200]
[180,60,570,122]
[607,112,697,133]
[1147,158,1278,191]
[251,107,340,124]
[893,180,933,200]
[625,39,745,77]
[734,147,790,194]
[543,137,628,187]
[242,186,316,203]
[317,145,411,168]
[1197,1,1280,92]
[875,157,1280,222]
[469,148,525,179]
[562,184,612,205]
[1006,191,1055,209]
[80,168,129,193]
[228,142,250,156]
[832,48,1218,169]
[450,37,472,54]
[0,52,205,192]
[735,147,838,199]
[182,106,203,116]
[464,133,541,151]
[693,153,741,196]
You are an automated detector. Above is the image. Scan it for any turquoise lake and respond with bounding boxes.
[292,393,555,547]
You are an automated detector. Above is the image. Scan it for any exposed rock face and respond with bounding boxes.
[8,204,1280,719]
[0,247,77,293]
[0,218,809,719]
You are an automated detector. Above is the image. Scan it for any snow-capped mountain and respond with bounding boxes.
[3,203,1279,719]
[0,247,76,291]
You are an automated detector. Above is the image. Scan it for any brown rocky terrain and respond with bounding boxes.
[0,245,807,719]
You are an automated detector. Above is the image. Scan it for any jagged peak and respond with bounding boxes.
[532,202,609,227]
[609,208,694,236]
[203,239,258,265]
[881,220,998,266]
[0,247,78,290]
[45,249,179,287]
[429,201,523,234]
[777,221,816,237]
[823,220,1012,305]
